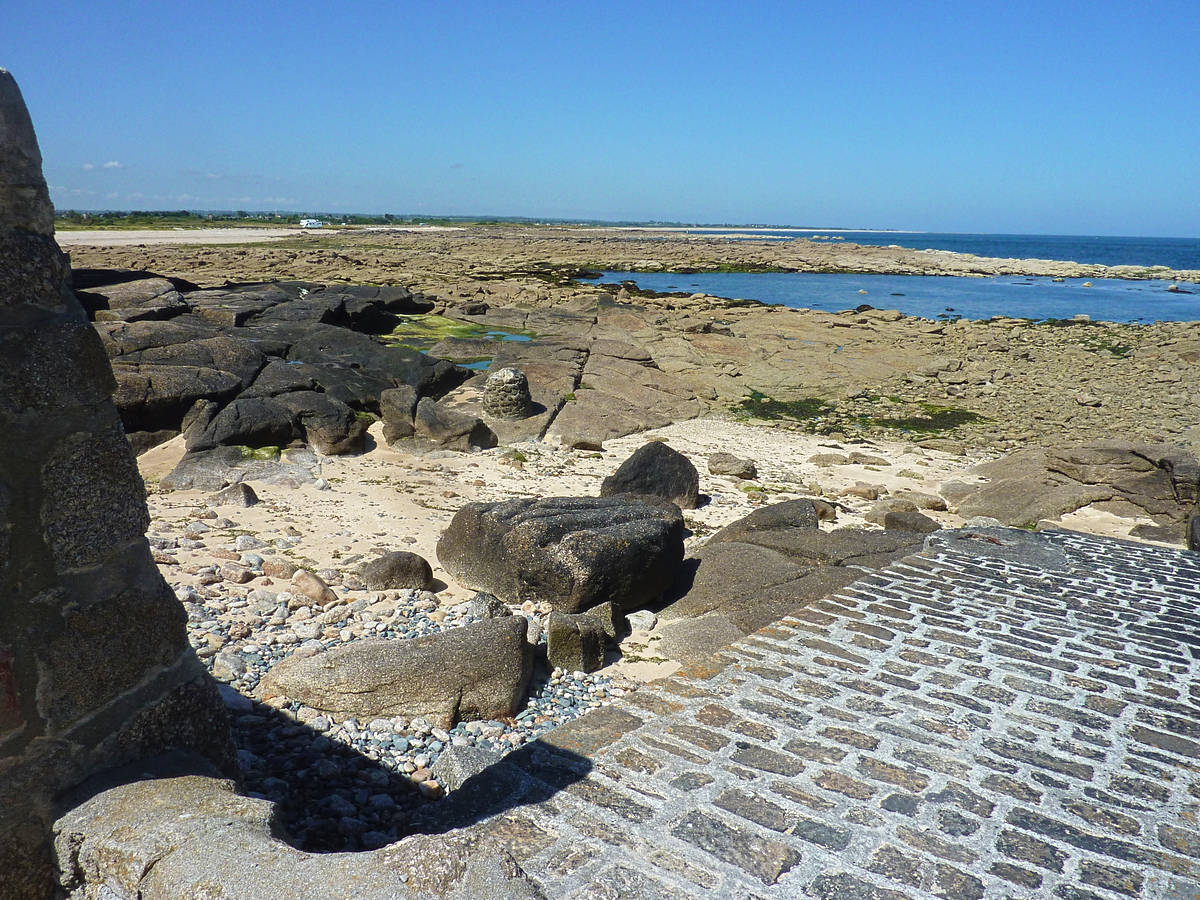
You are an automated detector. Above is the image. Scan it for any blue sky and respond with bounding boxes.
[5,0,1199,235]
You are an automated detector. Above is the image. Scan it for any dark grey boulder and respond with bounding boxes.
[95,316,224,359]
[286,325,465,401]
[380,385,418,444]
[358,550,434,591]
[240,358,323,398]
[883,510,942,533]
[413,397,496,450]
[546,612,606,673]
[259,616,532,728]
[112,363,242,433]
[79,276,187,322]
[708,498,819,545]
[116,334,266,387]
[276,390,367,455]
[190,397,298,452]
[707,452,757,480]
[437,496,684,613]
[600,441,699,509]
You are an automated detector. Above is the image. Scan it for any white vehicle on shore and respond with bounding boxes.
[299,218,324,229]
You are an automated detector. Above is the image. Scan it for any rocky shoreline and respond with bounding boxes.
[64,226,1200,458]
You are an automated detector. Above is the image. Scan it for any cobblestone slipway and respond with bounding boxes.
[427,527,1200,899]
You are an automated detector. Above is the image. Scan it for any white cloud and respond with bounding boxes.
[81,162,94,171]
[106,192,120,200]
[102,160,122,169]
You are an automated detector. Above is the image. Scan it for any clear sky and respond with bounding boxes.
[5,0,1199,235]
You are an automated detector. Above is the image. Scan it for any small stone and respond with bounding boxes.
[211,482,259,507]
[625,610,657,632]
[263,558,298,580]
[707,452,757,480]
[292,569,339,607]
[469,591,511,619]
[546,612,606,673]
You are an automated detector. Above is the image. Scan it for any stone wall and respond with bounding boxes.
[0,70,233,898]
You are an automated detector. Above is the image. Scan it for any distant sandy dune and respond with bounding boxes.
[56,225,461,247]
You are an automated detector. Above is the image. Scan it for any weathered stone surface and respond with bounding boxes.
[413,397,497,450]
[190,395,298,451]
[469,591,512,619]
[883,509,942,533]
[358,550,434,591]
[275,390,367,455]
[546,612,607,673]
[53,758,544,899]
[113,363,243,434]
[211,482,259,507]
[159,446,323,492]
[707,451,757,479]
[0,70,233,899]
[483,367,533,419]
[707,498,819,544]
[431,744,505,792]
[600,441,700,509]
[547,350,702,449]
[380,384,418,443]
[259,617,532,727]
[437,496,685,613]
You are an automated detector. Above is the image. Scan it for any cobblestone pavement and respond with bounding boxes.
[433,527,1200,899]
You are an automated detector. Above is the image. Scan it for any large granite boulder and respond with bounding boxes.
[259,617,532,728]
[0,70,232,898]
[438,496,685,613]
[600,441,700,509]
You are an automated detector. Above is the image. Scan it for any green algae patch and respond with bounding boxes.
[734,390,831,422]
[236,445,281,461]
[871,403,987,433]
[382,315,491,350]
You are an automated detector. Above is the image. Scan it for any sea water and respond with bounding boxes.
[670,230,1200,272]
[592,271,1199,323]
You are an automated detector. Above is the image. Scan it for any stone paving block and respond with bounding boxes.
[669,810,800,885]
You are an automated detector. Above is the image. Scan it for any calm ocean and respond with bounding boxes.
[593,232,1200,323]
[675,230,1200,271]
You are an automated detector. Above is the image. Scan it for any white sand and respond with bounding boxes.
[140,417,1170,681]
[56,224,462,247]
